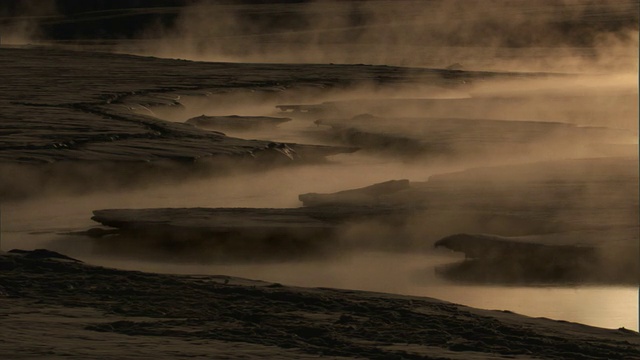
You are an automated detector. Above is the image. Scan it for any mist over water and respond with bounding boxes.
[1,0,638,331]
[117,0,639,72]
[4,0,637,72]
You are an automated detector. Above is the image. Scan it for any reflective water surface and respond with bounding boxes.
[2,156,638,332]
[3,205,637,332]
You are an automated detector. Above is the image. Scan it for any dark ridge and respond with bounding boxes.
[434,233,638,285]
[87,205,402,262]
[7,249,83,263]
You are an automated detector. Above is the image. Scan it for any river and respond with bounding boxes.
[2,160,637,331]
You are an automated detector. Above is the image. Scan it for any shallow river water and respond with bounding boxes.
[1,159,638,332]
[79,251,636,332]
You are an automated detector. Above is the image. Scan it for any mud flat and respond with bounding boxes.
[312,114,634,160]
[88,204,403,262]
[0,46,546,200]
[186,115,292,132]
[1,249,639,360]
[1,47,405,199]
[89,207,341,261]
[286,94,639,132]
[2,47,634,200]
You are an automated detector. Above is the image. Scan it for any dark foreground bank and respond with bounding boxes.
[1,250,638,360]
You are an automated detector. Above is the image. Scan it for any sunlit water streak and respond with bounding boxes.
[69,252,640,332]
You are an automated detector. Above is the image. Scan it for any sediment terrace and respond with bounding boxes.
[86,157,638,285]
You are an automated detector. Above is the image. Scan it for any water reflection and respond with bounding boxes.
[2,162,637,332]
[78,251,638,332]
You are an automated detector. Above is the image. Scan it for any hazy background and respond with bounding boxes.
[1,0,638,72]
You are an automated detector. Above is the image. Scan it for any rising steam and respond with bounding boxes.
[127,0,639,72]
[0,0,58,45]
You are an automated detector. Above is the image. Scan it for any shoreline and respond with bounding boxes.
[1,249,639,359]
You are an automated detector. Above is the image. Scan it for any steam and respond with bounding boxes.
[0,0,58,45]
[126,0,639,73]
